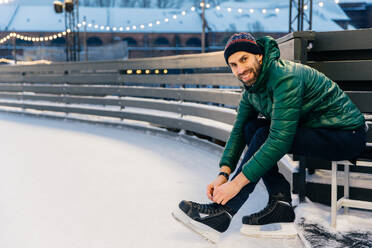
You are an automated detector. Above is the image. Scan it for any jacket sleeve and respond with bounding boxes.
[242,75,303,182]
[219,92,258,173]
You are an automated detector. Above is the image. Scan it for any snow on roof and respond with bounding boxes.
[206,1,348,33]
[338,0,372,3]
[0,5,18,30]
[0,1,351,34]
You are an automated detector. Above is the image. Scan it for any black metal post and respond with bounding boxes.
[83,16,88,61]
[289,0,313,32]
[75,0,80,61]
[289,0,293,32]
[201,0,206,53]
[65,11,69,61]
[309,0,313,30]
[12,36,17,64]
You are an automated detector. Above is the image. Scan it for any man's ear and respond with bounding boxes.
[257,54,263,64]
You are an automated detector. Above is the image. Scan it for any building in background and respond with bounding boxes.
[0,1,355,61]
[339,0,372,28]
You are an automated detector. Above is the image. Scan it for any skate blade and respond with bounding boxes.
[171,208,220,244]
[240,222,298,239]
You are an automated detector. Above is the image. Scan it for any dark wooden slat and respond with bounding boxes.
[0,84,23,92]
[122,74,239,87]
[347,92,372,113]
[367,124,372,142]
[0,73,240,87]
[311,29,372,52]
[307,60,372,81]
[276,31,315,45]
[0,75,25,83]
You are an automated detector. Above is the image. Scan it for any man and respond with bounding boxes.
[172,32,366,242]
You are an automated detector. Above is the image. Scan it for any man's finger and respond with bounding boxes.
[207,191,213,201]
[213,194,222,204]
[207,185,213,195]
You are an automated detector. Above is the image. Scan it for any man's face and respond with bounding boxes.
[228,51,263,87]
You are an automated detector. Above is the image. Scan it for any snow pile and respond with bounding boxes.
[296,200,372,248]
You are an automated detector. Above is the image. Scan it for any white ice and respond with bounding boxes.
[0,112,369,248]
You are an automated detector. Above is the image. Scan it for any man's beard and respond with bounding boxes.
[238,60,262,87]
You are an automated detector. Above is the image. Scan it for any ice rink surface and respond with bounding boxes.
[0,113,304,247]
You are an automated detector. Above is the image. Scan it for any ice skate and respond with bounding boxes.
[172,200,234,244]
[240,193,297,239]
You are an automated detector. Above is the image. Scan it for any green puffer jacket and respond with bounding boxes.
[219,36,365,182]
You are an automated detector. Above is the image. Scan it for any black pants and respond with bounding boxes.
[225,118,366,214]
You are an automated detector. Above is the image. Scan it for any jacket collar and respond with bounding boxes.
[245,36,280,93]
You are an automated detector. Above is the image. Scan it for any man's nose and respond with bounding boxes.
[237,65,245,75]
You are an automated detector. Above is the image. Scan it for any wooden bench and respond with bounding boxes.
[330,143,372,227]
[291,29,372,228]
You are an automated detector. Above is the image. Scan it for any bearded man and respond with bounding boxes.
[172,32,367,242]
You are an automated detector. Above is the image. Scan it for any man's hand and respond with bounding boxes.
[212,172,250,205]
[212,181,240,205]
[206,176,227,201]
[207,166,231,201]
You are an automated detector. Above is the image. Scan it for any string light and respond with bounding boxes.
[0,0,14,5]
[0,0,333,45]
[74,2,324,34]
[0,31,67,45]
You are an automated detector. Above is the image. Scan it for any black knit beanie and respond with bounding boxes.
[224,32,263,65]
